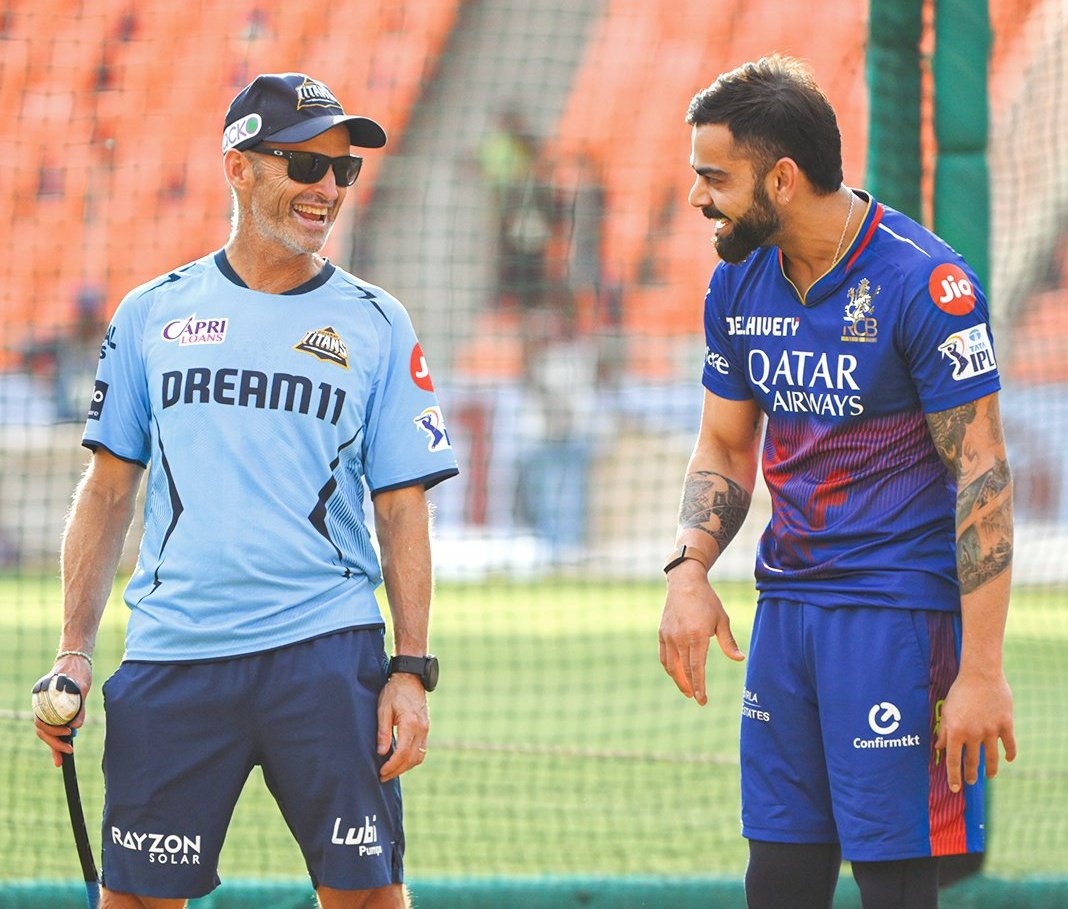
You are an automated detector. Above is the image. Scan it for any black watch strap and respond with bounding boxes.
[663,543,712,575]
[387,654,439,692]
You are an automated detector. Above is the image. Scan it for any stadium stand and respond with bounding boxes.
[0,0,462,342]
[5,0,1064,379]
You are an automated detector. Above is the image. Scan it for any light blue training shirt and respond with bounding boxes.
[85,250,458,660]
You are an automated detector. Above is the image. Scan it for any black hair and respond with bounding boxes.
[686,54,843,194]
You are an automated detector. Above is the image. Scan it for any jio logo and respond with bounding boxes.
[868,702,901,735]
[928,263,976,315]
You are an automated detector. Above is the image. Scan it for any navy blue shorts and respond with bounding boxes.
[99,627,403,898]
[740,599,984,861]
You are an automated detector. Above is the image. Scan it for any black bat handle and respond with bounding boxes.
[60,731,100,907]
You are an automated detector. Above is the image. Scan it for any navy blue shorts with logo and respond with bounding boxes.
[740,598,984,862]
[99,627,403,899]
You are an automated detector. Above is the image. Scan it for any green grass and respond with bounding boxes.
[1,576,1066,885]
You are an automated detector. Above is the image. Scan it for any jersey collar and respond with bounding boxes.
[776,190,884,307]
[213,249,336,295]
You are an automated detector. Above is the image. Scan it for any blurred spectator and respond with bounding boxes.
[479,116,612,562]
[114,10,137,41]
[23,283,105,422]
[516,333,601,564]
[241,8,271,40]
[479,106,558,316]
[559,152,606,323]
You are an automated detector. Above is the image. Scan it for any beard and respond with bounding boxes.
[249,194,334,256]
[704,183,781,264]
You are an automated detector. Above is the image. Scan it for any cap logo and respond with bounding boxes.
[295,77,342,112]
[223,113,262,153]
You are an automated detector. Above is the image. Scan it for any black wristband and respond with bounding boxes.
[387,654,439,692]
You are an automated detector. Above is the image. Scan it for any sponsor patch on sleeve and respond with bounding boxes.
[937,324,997,381]
[87,380,109,420]
[413,406,451,452]
[410,343,434,391]
[705,346,730,375]
[929,263,977,315]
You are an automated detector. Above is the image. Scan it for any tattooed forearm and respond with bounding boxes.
[927,398,1014,595]
[957,459,1014,594]
[679,470,751,555]
[925,402,977,472]
[956,457,1011,527]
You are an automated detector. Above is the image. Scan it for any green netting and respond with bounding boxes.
[1,0,1066,901]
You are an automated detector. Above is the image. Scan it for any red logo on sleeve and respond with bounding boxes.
[410,343,434,391]
[928,263,976,315]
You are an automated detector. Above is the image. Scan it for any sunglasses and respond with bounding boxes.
[247,147,364,186]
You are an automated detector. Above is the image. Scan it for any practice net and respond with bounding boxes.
[1,0,1065,902]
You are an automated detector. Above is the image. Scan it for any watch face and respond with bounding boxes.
[423,656,440,692]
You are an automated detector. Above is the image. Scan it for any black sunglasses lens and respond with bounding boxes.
[287,152,329,184]
[333,157,362,187]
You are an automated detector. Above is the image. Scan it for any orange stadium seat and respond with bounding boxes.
[0,36,31,119]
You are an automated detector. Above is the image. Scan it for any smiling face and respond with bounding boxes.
[688,123,782,264]
[240,124,351,257]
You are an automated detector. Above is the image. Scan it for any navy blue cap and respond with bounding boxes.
[222,73,387,154]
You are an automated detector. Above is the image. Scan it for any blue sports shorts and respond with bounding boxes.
[740,598,984,862]
[99,627,403,898]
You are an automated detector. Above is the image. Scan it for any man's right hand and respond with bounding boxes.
[659,561,745,705]
[33,660,92,767]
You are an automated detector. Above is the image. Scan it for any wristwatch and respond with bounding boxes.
[387,654,439,692]
[663,543,711,575]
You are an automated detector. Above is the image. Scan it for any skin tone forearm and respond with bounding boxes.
[678,469,753,558]
[925,393,1017,791]
[375,485,432,655]
[61,469,139,654]
[35,450,142,764]
[659,393,763,705]
[925,398,1014,648]
[372,484,433,781]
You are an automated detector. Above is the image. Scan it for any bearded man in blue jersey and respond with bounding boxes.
[34,73,458,909]
[658,56,1015,909]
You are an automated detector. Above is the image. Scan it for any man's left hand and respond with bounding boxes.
[377,673,430,782]
[936,667,1017,793]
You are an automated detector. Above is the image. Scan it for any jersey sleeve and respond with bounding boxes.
[899,258,1001,414]
[82,290,152,465]
[701,267,753,400]
[362,304,459,495]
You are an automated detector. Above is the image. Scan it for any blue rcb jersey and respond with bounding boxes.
[86,251,458,660]
[702,192,1000,610]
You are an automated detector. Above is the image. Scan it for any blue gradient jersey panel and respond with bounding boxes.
[701,192,1000,610]
[83,251,458,660]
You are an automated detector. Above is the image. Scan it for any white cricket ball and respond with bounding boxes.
[31,673,83,726]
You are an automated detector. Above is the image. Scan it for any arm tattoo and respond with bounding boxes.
[956,456,1011,524]
[925,402,976,471]
[926,402,1013,594]
[956,458,1013,594]
[679,470,751,556]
